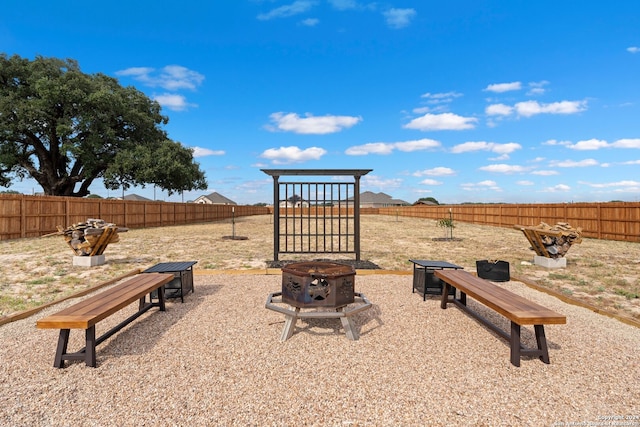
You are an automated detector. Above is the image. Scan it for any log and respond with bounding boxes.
[514,222,582,258]
[49,218,128,256]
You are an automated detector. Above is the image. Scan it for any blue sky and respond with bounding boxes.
[3,1,640,204]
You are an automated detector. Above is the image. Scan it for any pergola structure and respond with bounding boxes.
[261,169,372,262]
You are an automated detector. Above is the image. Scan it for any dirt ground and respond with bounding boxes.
[1,214,639,321]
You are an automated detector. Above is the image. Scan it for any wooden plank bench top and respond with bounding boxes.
[435,269,566,325]
[435,269,566,366]
[37,273,174,368]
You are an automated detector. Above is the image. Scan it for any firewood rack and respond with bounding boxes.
[514,224,582,258]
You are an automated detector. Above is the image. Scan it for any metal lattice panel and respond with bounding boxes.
[262,169,372,261]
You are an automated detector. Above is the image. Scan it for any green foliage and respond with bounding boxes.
[614,289,639,299]
[0,54,206,197]
[436,217,455,229]
[436,216,455,239]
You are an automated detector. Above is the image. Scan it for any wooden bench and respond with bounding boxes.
[37,273,174,368]
[435,269,566,367]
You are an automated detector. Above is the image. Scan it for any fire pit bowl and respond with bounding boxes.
[281,261,356,308]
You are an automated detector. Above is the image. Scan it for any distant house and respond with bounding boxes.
[279,194,309,208]
[194,191,237,205]
[120,194,152,201]
[345,191,410,208]
[413,199,438,206]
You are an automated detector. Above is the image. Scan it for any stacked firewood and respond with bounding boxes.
[46,219,128,256]
[516,222,582,258]
[537,222,582,257]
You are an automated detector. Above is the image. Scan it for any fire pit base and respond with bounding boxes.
[265,292,372,341]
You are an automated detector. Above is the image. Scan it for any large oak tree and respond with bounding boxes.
[0,54,206,197]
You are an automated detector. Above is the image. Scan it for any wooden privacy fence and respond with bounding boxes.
[1,195,639,243]
[0,194,269,240]
[376,203,640,243]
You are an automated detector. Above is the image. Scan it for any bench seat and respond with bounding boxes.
[37,273,173,368]
[435,269,566,366]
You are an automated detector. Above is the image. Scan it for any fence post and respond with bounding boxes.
[21,195,26,238]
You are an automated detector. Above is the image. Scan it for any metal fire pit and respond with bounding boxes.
[265,261,371,341]
[281,261,355,308]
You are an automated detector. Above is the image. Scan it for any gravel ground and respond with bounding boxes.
[1,272,638,426]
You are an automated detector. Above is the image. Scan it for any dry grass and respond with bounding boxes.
[1,214,639,320]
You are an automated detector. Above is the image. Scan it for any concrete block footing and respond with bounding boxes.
[534,255,567,269]
[73,255,106,267]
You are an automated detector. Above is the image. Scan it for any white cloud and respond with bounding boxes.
[517,180,534,186]
[257,1,317,20]
[413,167,456,177]
[345,143,394,155]
[420,179,442,185]
[627,46,640,53]
[116,65,204,91]
[153,94,194,111]
[260,146,327,164]
[542,184,571,192]
[515,100,587,117]
[394,139,441,152]
[568,139,609,150]
[485,103,514,116]
[362,174,403,189]
[404,112,478,131]
[461,180,502,192]
[328,0,357,10]
[531,170,559,176]
[301,18,319,26]
[562,138,640,150]
[484,82,522,93]
[266,112,362,134]
[542,139,571,146]
[412,107,433,114]
[612,138,640,148]
[479,164,528,174]
[549,159,599,167]
[451,141,521,156]
[581,180,640,188]
[115,67,154,78]
[159,65,205,90]
[421,91,463,104]
[345,138,440,156]
[383,8,416,29]
[527,80,550,96]
[192,147,225,157]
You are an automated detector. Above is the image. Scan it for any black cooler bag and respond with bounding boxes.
[476,260,510,282]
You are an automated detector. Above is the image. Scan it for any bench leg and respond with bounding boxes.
[54,329,70,368]
[510,322,521,367]
[158,285,166,311]
[140,286,166,311]
[535,325,550,364]
[85,326,97,367]
[440,282,451,309]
